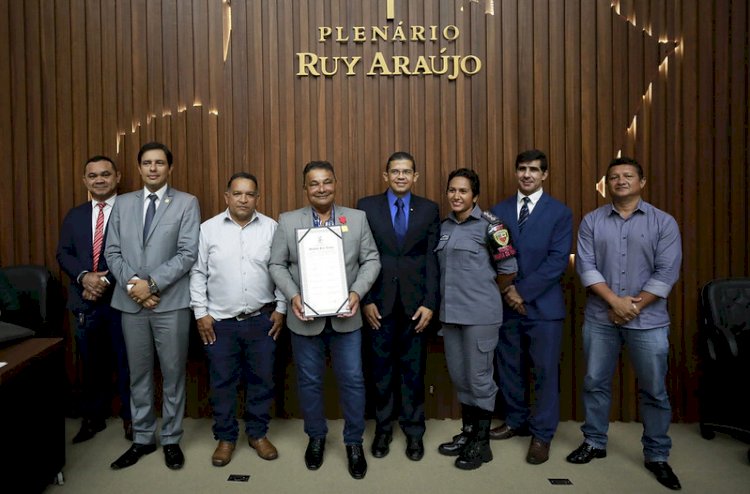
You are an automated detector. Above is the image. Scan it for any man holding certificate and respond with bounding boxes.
[269,161,381,480]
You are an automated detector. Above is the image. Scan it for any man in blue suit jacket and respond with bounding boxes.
[105,142,200,471]
[489,149,572,465]
[356,151,439,462]
[57,155,131,444]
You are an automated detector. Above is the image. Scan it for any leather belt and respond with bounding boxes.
[235,310,261,321]
[235,303,276,321]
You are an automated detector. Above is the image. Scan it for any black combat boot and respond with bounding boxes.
[455,408,493,470]
[438,403,476,456]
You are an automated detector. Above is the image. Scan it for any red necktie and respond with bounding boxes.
[92,202,106,270]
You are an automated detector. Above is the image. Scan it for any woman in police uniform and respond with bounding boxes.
[435,168,517,470]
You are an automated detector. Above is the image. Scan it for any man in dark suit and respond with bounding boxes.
[269,161,380,480]
[489,149,573,465]
[356,151,439,461]
[57,155,132,444]
[105,142,200,471]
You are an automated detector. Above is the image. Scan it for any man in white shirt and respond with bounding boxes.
[190,172,286,467]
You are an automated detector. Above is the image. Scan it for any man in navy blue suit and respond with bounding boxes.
[57,155,132,443]
[489,149,572,465]
[356,151,440,461]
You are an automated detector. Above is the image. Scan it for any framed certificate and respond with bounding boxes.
[296,226,350,317]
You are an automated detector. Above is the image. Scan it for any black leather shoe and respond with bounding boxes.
[645,461,682,490]
[163,444,185,470]
[371,433,392,458]
[405,436,424,461]
[305,437,326,470]
[123,420,133,441]
[346,444,367,479]
[110,443,157,470]
[566,442,607,464]
[72,419,106,444]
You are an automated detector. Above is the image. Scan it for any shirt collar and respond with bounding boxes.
[386,189,412,208]
[91,194,117,208]
[222,208,258,228]
[311,205,336,226]
[143,184,168,202]
[517,188,544,205]
[608,199,646,217]
[448,204,482,223]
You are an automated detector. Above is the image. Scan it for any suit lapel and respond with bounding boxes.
[402,194,422,250]
[522,193,548,234]
[82,202,94,266]
[377,193,401,250]
[131,190,145,247]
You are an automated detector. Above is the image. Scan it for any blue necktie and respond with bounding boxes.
[143,193,157,240]
[518,196,530,231]
[394,198,407,246]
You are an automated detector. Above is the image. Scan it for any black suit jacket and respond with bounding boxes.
[57,201,116,313]
[356,191,440,318]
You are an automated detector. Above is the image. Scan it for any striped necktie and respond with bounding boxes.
[518,196,530,231]
[92,202,106,270]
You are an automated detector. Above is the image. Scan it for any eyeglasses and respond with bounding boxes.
[388,169,414,177]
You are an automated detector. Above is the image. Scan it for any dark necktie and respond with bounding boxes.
[518,196,530,231]
[394,198,407,246]
[143,193,157,240]
[92,202,106,270]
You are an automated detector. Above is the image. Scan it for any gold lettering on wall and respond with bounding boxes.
[301,17,481,79]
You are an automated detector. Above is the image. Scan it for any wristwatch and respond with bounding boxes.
[148,277,160,295]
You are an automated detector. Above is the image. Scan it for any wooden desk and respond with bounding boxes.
[0,338,65,493]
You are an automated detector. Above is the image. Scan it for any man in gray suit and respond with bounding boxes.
[105,141,200,471]
[269,161,380,480]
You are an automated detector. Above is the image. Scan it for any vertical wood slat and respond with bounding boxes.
[10,0,30,263]
[40,0,60,268]
[0,0,13,264]
[0,0,747,422]
[729,0,748,274]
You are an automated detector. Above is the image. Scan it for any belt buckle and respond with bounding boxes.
[236,310,260,321]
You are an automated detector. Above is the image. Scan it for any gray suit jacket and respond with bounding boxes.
[269,205,381,336]
[104,186,200,313]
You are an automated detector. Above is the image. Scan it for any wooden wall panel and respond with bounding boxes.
[0,0,748,422]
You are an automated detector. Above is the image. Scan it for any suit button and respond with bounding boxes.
[392,277,398,282]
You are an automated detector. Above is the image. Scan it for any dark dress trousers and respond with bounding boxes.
[490,193,572,442]
[57,201,131,423]
[357,192,439,438]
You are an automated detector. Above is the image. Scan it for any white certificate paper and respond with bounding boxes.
[296,226,350,318]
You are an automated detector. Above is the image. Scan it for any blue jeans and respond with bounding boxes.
[581,321,673,462]
[205,315,276,443]
[291,322,365,444]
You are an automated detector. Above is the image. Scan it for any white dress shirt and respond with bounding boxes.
[516,188,544,218]
[190,209,287,320]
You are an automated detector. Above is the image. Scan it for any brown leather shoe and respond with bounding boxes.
[248,436,278,461]
[489,423,529,440]
[526,437,550,465]
[211,441,235,467]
